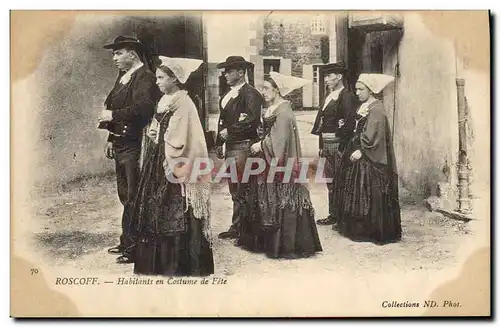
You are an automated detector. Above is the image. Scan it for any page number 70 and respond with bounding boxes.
[30,269,39,275]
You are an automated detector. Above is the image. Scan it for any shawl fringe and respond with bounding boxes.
[183,182,214,246]
[257,180,315,219]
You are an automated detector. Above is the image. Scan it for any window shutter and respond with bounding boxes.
[302,64,313,108]
[280,58,292,75]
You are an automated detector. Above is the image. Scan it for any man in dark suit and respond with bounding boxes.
[98,36,162,263]
[215,56,263,239]
[311,62,359,226]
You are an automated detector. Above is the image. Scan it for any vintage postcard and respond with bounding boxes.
[10,10,491,317]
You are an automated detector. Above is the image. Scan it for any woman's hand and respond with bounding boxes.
[147,128,158,140]
[257,125,265,138]
[215,145,224,159]
[147,118,159,142]
[164,161,176,180]
[219,128,228,140]
[350,149,362,162]
[251,142,262,154]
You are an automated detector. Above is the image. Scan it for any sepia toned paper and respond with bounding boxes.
[10,10,490,317]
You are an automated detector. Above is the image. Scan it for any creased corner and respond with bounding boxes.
[423,247,490,317]
[11,255,80,317]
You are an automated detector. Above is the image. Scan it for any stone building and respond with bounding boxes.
[19,11,488,220]
[339,12,488,216]
[206,11,489,216]
[206,12,337,113]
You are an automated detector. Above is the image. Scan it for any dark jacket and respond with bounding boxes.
[101,65,162,152]
[311,88,359,152]
[216,83,263,146]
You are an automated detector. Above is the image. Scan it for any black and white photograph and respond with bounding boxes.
[10,10,490,317]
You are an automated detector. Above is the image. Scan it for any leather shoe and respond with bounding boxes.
[281,253,299,260]
[218,230,239,239]
[316,216,337,225]
[107,245,124,255]
[116,255,134,264]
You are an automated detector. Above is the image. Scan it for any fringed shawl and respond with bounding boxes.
[359,100,398,174]
[261,101,302,167]
[162,90,213,243]
[259,100,315,220]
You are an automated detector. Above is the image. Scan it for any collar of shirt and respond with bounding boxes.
[119,62,144,85]
[231,82,246,93]
[322,86,344,111]
[221,82,246,109]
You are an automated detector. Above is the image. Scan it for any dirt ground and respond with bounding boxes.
[27,114,472,277]
[29,169,471,278]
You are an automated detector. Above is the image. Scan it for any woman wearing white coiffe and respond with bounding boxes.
[130,56,214,276]
[333,73,402,245]
[239,72,323,259]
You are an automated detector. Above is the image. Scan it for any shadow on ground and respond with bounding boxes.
[34,231,120,260]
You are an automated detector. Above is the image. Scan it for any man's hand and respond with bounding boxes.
[105,142,114,159]
[238,113,248,122]
[350,149,362,162]
[219,128,228,140]
[98,109,113,123]
[319,149,324,157]
[215,145,224,159]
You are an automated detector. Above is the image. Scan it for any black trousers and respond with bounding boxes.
[228,180,250,232]
[225,140,253,233]
[115,151,141,256]
[322,141,342,219]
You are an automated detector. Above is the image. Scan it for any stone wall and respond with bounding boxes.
[260,14,324,109]
[12,14,205,189]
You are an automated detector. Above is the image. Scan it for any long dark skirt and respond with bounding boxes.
[134,206,214,276]
[130,136,214,277]
[335,157,402,244]
[238,182,323,259]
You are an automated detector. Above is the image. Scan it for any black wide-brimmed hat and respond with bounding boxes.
[321,61,349,74]
[217,56,254,70]
[103,35,147,51]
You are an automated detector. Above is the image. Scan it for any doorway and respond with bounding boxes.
[347,28,385,89]
[122,14,208,130]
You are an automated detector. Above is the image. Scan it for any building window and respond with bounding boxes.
[264,59,281,80]
[311,14,327,36]
[312,65,322,83]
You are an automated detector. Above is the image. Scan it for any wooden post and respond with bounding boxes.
[456,78,472,214]
[335,13,349,65]
[318,66,327,107]
[247,66,255,87]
